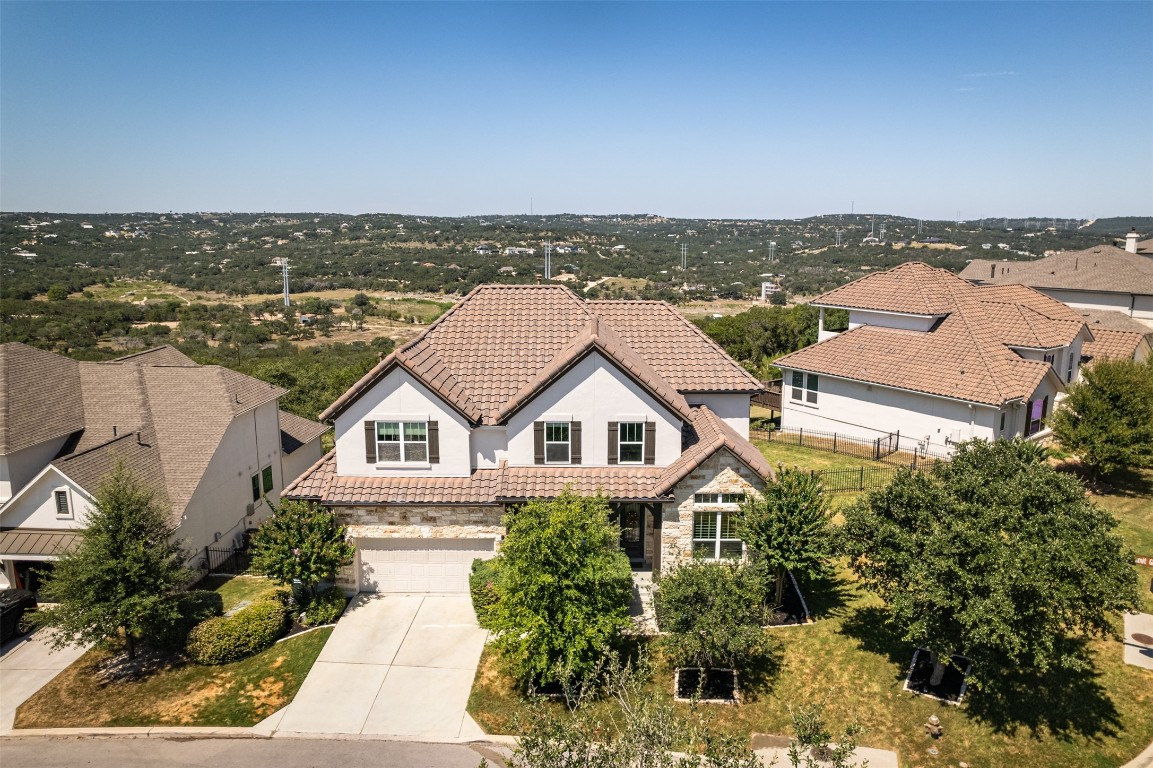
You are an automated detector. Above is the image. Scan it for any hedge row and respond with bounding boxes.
[185,588,290,665]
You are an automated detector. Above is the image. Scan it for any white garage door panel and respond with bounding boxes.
[359,538,496,593]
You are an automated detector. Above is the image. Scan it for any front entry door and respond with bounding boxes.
[614,503,645,565]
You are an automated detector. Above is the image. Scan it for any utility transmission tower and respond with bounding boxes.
[835,230,843,247]
[768,241,777,261]
[274,257,291,307]
[544,241,552,280]
[879,222,886,241]
[917,219,923,235]
[680,242,687,271]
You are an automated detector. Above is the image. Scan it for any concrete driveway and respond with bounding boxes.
[267,593,488,740]
[0,630,89,732]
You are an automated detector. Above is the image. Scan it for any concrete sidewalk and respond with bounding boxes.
[1123,612,1153,670]
[263,593,488,740]
[0,630,89,732]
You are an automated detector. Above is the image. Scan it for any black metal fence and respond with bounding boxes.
[750,425,950,467]
[811,464,938,494]
[203,545,256,576]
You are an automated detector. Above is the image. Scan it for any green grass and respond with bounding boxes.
[197,574,277,611]
[753,437,894,473]
[1088,467,1153,615]
[15,628,331,728]
[468,569,1153,767]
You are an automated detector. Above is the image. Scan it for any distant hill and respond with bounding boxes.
[1077,217,1153,235]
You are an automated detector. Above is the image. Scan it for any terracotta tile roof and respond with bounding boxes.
[654,406,773,495]
[279,410,330,455]
[1081,327,1150,364]
[588,301,763,392]
[0,343,84,454]
[810,262,961,315]
[285,406,771,506]
[777,262,1090,406]
[0,529,81,557]
[321,285,756,424]
[958,245,1153,294]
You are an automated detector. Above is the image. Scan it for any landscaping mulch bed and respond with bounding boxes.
[765,572,808,626]
[904,649,971,703]
[674,667,739,703]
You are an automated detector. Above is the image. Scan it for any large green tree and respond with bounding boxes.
[1049,357,1153,479]
[249,499,355,598]
[738,466,834,605]
[488,491,633,688]
[841,439,1139,689]
[35,465,192,659]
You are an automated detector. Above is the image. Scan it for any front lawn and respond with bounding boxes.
[754,436,893,474]
[1087,467,1153,615]
[468,568,1153,768]
[15,628,330,728]
[197,574,276,612]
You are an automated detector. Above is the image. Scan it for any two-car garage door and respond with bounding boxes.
[358,538,496,593]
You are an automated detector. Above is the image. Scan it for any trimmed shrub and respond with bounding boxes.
[303,586,348,626]
[469,557,501,629]
[655,559,774,671]
[185,600,288,665]
[145,590,224,649]
[255,584,294,610]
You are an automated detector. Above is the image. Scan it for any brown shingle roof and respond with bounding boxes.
[320,285,756,424]
[279,410,330,455]
[958,246,1153,294]
[107,345,197,366]
[0,343,84,454]
[53,428,171,518]
[284,407,772,506]
[777,262,1087,406]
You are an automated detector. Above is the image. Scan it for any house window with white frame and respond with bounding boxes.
[544,422,570,463]
[692,494,745,560]
[617,422,645,464]
[790,371,819,404]
[376,421,428,462]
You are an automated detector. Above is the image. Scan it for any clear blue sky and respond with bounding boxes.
[2,1,1150,219]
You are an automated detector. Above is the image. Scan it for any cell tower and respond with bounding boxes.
[274,257,291,307]
[680,242,688,270]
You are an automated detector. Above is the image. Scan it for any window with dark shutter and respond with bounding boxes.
[570,421,582,465]
[427,421,440,463]
[644,422,656,465]
[364,420,377,463]
[251,474,261,502]
[607,422,619,465]
[534,422,545,465]
[262,465,274,493]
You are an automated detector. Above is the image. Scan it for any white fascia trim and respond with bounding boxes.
[776,365,1006,409]
[0,463,94,519]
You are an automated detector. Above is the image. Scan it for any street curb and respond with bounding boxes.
[0,727,259,739]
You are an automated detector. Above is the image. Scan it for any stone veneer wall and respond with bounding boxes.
[331,504,506,593]
[658,452,767,574]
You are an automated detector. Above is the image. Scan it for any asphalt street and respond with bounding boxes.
[0,736,509,768]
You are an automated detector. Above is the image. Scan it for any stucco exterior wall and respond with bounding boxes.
[686,393,751,438]
[659,451,766,574]
[0,466,92,531]
[847,309,939,333]
[777,370,1000,455]
[1037,288,1140,319]
[281,436,325,490]
[0,435,72,504]
[334,368,473,478]
[506,352,683,467]
[179,401,283,555]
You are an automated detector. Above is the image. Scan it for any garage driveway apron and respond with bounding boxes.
[271,593,488,739]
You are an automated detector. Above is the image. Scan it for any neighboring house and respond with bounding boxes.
[0,343,328,591]
[775,262,1093,457]
[283,284,770,595]
[958,241,1153,328]
[1078,309,1153,365]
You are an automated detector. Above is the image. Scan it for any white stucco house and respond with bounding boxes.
[775,262,1093,458]
[0,343,328,591]
[283,284,772,595]
[958,239,1153,329]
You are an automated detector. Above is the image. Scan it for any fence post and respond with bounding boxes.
[203,545,209,572]
[798,428,803,447]
[859,466,865,490]
[833,433,837,454]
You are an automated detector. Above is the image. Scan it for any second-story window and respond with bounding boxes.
[618,422,645,464]
[544,422,570,463]
[790,372,819,404]
[376,421,427,462]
